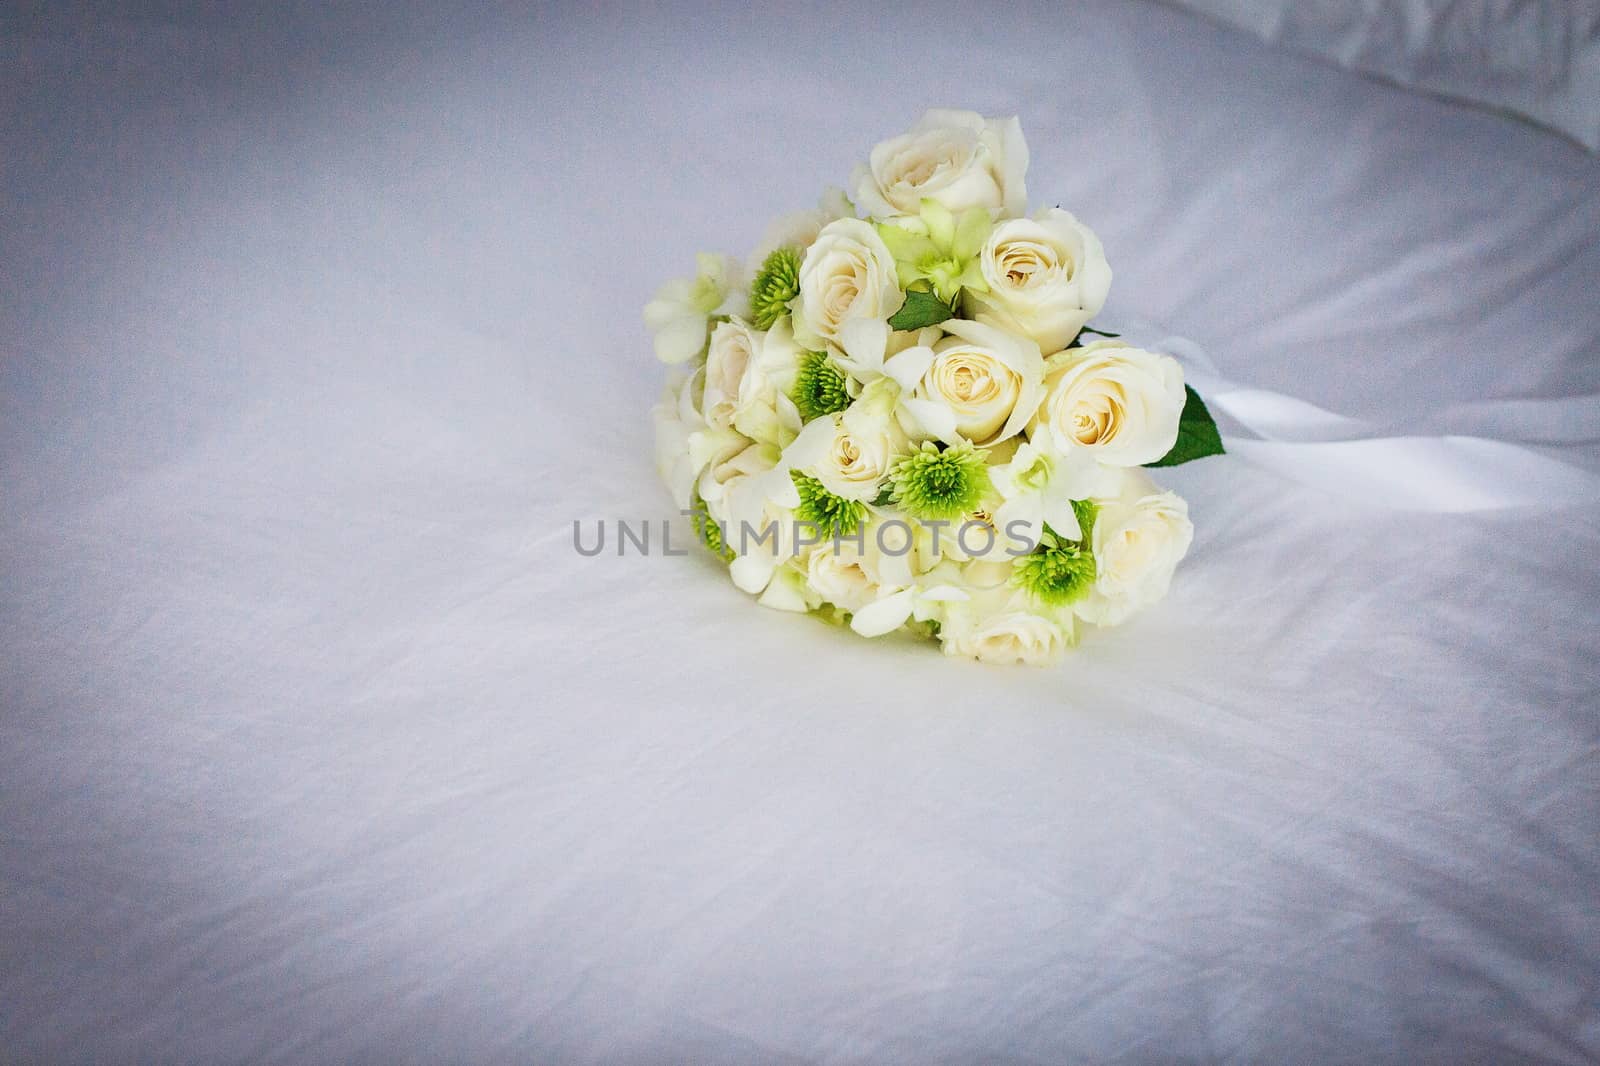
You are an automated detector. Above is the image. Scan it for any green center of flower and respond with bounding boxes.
[1012,542,1097,606]
[689,272,726,315]
[888,440,992,520]
[876,200,992,306]
[792,350,853,422]
[690,491,734,562]
[1015,453,1052,494]
[792,471,865,539]
[1015,499,1101,605]
[749,247,802,329]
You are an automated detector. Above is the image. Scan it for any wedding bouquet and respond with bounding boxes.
[648,110,1222,664]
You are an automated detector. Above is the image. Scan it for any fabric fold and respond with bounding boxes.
[1107,320,1600,512]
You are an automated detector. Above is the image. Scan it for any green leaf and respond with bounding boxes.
[1145,386,1225,468]
[887,287,955,331]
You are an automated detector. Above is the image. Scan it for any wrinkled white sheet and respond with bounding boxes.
[3,3,1598,1062]
[1163,0,1600,151]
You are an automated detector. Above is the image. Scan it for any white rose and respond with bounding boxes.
[805,543,878,613]
[702,318,763,432]
[965,209,1112,354]
[938,586,1074,666]
[803,519,914,614]
[1076,470,1194,627]
[793,218,903,345]
[897,318,1044,446]
[946,612,1072,666]
[732,319,805,448]
[1032,340,1185,466]
[652,367,744,510]
[783,402,908,502]
[853,109,1028,221]
[698,440,780,527]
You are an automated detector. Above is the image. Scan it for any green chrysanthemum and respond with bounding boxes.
[690,491,735,562]
[1017,499,1101,606]
[888,440,992,520]
[792,350,853,422]
[750,247,802,329]
[792,471,865,539]
[1013,540,1097,606]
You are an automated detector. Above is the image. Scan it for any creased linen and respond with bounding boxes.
[3,2,1598,1063]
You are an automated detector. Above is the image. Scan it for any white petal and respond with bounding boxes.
[760,317,804,388]
[650,313,708,365]
[851,161,898,221]
[875,546,914,589]
[642,281,694,326]
[902,398,961,445]
[729,553,777,595]
[994,496,1045,552]
[883,345,935,393]
[687,426,746,471]
[758,570,812,613]
[993,115,1029,218]
[917,108,986,135]
[938,318,1032,373]
[1041,495,1082,542]
[782,414,837,473]
[849,588,917,637]
[838,318,890,376]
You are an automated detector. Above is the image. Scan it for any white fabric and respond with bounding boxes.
[3,3,1599,1062]
[1112,320,1600,511]
[1164,0,1600,151]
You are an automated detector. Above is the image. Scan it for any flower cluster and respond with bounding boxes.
[648,110,1221,665]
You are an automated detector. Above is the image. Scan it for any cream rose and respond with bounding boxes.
[966,209,1111,354]
[732,320,805,448]
[793,218,902,345]
[1032,340,1184,466]
[702,319,761,432]
[853,109,1028,220]
[698,440,780,527]
[783,403,908,502]
[898,318,1044,446]
[939,587,1074,666]
[701,317,802,449]
[803,520,914,614]
[946,612,1072,666]
[1075,470,1194,626]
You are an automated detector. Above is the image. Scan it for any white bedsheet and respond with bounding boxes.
[3,2,1598,1062]
[1161,0,1600,152]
